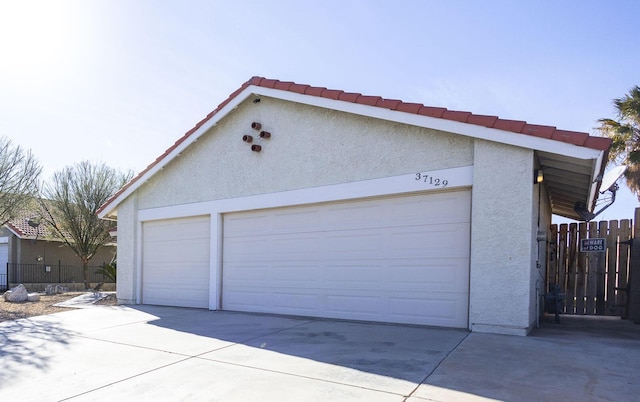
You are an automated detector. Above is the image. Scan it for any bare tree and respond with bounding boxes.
[0,137,42,225]
[41,161,133,289]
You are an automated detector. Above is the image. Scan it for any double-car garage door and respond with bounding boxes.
[142,190,471,328]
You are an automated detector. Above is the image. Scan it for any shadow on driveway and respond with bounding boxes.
[3,305,639,401]
[132,305,470,385]
[0,318,77,385]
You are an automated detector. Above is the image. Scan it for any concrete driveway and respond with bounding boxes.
[1,305,639,401]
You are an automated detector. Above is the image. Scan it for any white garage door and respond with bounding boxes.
[0,237,8,284]
[142,216,210,308]
[222,190,470,328]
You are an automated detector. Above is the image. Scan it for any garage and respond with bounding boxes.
[98,77,611,335]
[141,215,210,308]
[222,190,471,328]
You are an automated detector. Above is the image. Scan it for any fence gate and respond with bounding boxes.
[547,218,632,316]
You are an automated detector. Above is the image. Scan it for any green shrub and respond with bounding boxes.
[95,262,116,282]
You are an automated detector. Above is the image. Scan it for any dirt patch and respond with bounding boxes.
[0,292,118,323]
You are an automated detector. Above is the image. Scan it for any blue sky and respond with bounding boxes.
[0,0,638,221]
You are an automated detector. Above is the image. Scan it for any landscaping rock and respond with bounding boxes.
[45,284,56,295]
[46,284,67,294]
[27,293,41,302]
[4,284,29,302]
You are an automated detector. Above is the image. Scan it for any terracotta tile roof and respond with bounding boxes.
[4,199,57,239]
[97,76,612,216]
[6,219,42,238]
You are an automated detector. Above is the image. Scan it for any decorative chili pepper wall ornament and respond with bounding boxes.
[243,121,271,153]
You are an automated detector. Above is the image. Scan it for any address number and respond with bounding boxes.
[415,173,448,187]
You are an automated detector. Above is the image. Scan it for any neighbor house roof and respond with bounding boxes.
[98,76,612,220]
[4,198,59,240]
[5,198,117,245]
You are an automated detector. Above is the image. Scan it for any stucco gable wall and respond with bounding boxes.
[136,97,474,209]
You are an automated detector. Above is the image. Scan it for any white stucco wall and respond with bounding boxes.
[136,97,473,209]
[469,140,536,335]
[115,193,138,304]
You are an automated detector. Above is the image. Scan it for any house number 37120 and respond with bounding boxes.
[415,173,448,187]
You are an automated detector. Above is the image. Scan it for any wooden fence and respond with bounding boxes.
[547,219,632,316]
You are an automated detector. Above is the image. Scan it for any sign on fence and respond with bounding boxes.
[579,238,606,252]
[548,219,631,316]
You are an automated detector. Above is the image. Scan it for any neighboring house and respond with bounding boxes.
[98,77,611,336]
[1,199,116,287]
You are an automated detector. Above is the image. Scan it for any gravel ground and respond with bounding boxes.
[0,292,118,323]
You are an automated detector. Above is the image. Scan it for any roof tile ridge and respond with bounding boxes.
[251,78,610,148]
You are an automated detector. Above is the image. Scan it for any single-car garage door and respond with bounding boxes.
[222,190,470,328]
[142,215,210,308]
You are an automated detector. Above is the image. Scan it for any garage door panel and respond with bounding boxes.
[144,219,210,241]
[142,216,210,309]
[267,234,321,258]
[389,259,469,292]
[144,280,208,296]
[225,262,323,287]
[145,261,207,277]
[389,192,471,224]
[271,293,319,312]
[144,241,209,263]
[222,237,270,260]
[144,291,209,309]
[388,223,470,258]
[224,290,267,311]
[269,262,321,283]
[272,209,323,232]
[324,232,385,256]
[325,295,382,317]
[224,233,321,260]
[323,262,385,285]
[223,191,470,328]
[223,262,269,282]
[224,214,270,236]
[325,203,385,229]
[257,260,466,293]
[389,295,468,327]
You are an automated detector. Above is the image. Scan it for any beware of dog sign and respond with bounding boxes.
[579,238,606,252]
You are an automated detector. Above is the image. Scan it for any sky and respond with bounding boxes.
[0,0,638,222]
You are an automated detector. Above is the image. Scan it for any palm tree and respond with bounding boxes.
[597,86,640,200]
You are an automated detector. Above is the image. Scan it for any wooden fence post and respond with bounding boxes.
[629,208,640,323]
